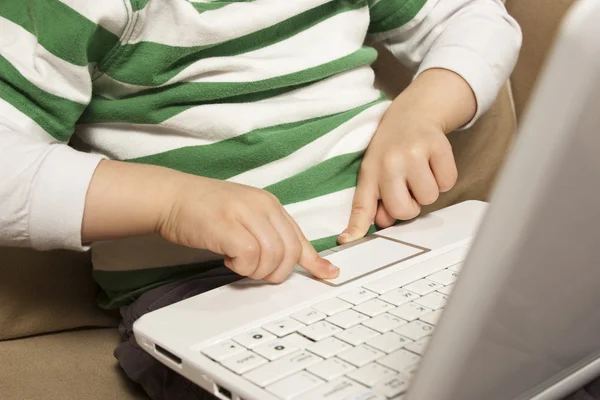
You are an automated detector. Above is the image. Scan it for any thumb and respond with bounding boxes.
[285,214,339,279]
[339,180,378,244]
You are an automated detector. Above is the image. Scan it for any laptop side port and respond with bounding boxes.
[215,384,232,399]
[154,344,182,366]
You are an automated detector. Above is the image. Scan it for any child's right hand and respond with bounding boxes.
[156,176,339,283]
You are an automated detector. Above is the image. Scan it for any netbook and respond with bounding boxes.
[134,1,600,399]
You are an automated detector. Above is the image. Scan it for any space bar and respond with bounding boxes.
[363,244,470,294]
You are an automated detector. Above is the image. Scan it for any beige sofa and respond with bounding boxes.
[0,1,579,398]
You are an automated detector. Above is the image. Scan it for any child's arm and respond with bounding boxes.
[340,0,522,243]
[0,1,336,282]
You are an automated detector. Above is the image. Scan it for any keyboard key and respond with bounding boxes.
[263,318,305,337]
[307,337,352,358]
[362,313,406,333]
[202,340,245,361]
[313,298,353,316]
[405,337,431,356]
[338,288,378,305]
[295,377,370,400]
[354,299,395,317]
[299,321,343,341]
[414,292,449,310]
[327,309,370,329]
[426,269,459,286]
[233,328,276,349]
[373,374,411,398]
[243,350,322,387]
[389,302,431,322]
[363,245,470,294]
[379,288,419,306]
[448,263,462,272]
[377,349,421,373]
[338,345,385,367]
[253,339,297,361]
[347,363,396,387]
[402,279,443,296]
[420,309,443,326]
[437,284,454,295]
[221,350,268,374]
[367,332,412,354]
[266,371,324,400]
[308,357,356,381]
[281,333,314,349]
[292,308,327,325]
[335,325,379,346]
[394,320,435,341]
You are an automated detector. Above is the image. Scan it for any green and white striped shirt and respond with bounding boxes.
[0,0,521,308]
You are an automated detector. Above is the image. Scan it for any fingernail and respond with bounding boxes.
[338,231,351,240]
[327,263,339,274]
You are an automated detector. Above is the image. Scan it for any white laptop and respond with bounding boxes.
[133,0,600,399]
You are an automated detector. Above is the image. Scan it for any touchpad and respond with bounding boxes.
[321,237,428,285]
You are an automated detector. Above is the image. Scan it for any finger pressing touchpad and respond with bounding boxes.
[322,237,428,285]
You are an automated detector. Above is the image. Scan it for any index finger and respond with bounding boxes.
[284,214,339,279]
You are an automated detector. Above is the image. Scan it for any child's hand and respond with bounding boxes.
[157,178,339,283]
[338,68,477,244]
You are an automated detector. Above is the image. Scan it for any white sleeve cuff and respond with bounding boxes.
[28,145,105,251]
[415,45,501,130]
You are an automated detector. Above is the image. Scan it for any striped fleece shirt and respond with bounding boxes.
[0,0,521,308]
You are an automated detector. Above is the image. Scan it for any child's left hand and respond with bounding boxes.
[338,68,477,244]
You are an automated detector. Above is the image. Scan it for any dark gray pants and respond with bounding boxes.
[113,265,600,400]
[114,266,242,400]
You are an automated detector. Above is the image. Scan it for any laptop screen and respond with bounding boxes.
[407,1,600,398]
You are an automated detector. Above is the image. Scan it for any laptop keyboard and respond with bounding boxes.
[201,262,462,400]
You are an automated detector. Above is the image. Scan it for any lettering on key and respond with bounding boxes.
[295,377,370,400]
[426,269,459,286]
[201,340,245,361]
[394,320,435,341]
[313,298,353,316]
[338,288,378,305]
[362,313,406,333]
[338,344,385,367]
[379,289,419,306]
[253,339,297,361]
[299,321,343,341]
[233,328,276,349]
[221,350,268,374]
[414,292,448,310]
[307,357,356,381]
[353,299,395,317]
[389,302,431,322]
[327,309,370,329]
[291,309,327,325]
[402,279,442,296]
[335,325,379,346]
[374,374,411,398]
[263,318,305,337]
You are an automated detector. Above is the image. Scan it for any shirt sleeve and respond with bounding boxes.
[0,0,126,250]
[368,0,522,128]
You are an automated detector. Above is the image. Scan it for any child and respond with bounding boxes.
[0,0,521,398]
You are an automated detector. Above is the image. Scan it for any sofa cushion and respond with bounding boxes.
[506,0,577,120]
[0,328,148,400]
[0,248,118,341]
